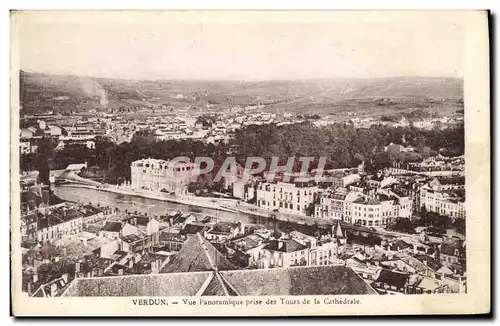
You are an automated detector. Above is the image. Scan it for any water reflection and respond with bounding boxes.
[53,186,336,236]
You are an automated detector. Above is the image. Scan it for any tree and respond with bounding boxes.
[40,241,60,260]
[188,182,203,195]
[452,218,466,235]
[387,218,416,234]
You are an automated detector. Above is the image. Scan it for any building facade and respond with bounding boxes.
[420,185,466,219]
[255,181,318,216]
[130,158,197,196]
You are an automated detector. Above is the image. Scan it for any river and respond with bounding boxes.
[53,185,327,235]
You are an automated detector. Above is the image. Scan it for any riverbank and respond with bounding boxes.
[54,184,427,241]
[57,182,333,227]
[57,183,242,214]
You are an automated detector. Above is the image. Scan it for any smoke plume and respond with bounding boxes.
[77,77,108,107]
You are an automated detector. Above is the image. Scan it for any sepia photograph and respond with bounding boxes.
[9,10,490,316]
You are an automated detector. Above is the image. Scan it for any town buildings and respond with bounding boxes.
[21,203,112,242]
[420,177,466,219]
[130,158,197,196]
[253,180,319,216]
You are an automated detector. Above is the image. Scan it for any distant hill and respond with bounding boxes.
[18,70,463,116]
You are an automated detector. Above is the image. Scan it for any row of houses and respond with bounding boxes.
[21,203,114,243]
[235,169,464,222]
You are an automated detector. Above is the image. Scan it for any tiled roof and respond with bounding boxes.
[220,265,377,296]
[440,243,465,257]
[181,223,208,235]
[263,239,307,253]
[375,269,409,289]
[200,272,238,296]
[160,233,237,273]
[62,265,377,297]
[101,221,122,232]
[62,271,212,297]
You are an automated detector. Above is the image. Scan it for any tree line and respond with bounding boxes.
[21,121,464,185]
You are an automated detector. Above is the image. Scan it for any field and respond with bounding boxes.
[19,71,463,117]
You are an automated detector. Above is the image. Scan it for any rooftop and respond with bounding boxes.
[161,233,237,273]
[101,221,122,233]
[263,239,308,253]
[62,265,377,297]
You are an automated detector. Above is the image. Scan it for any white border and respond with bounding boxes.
[2,2,497,325]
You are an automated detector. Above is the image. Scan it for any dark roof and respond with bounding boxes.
[80,205,103,217]
[160,233,237,273]
[121,233,143,243]
[180,223,208,235]
[208,222,238,235]
[61,265,377,297]
[201,273,238,296]
[414,254,442,271]
[220,265,377,295]
[386,239,412,251]
[101,221,122,233]
[375,269,409,289]
[437,176,465,185]
[122,215,151,227]
[159,232,186,243]
[62,271,212,297]
[35,207,85,229]
[201,273,228,296]
[263,239,307,253]
[440,243,465,257]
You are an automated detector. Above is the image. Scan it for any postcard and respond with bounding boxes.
[10,10,490,316]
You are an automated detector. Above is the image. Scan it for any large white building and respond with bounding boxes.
[348,192,413,227]
[254,181,319,216]
[130,158,197,196]
[316,186,413,225]
[420,185,465,219]
[315,187,348,220]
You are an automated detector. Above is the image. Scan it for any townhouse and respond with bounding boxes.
[255,180,318,216]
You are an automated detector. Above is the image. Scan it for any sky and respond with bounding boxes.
[12,11,464,81]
